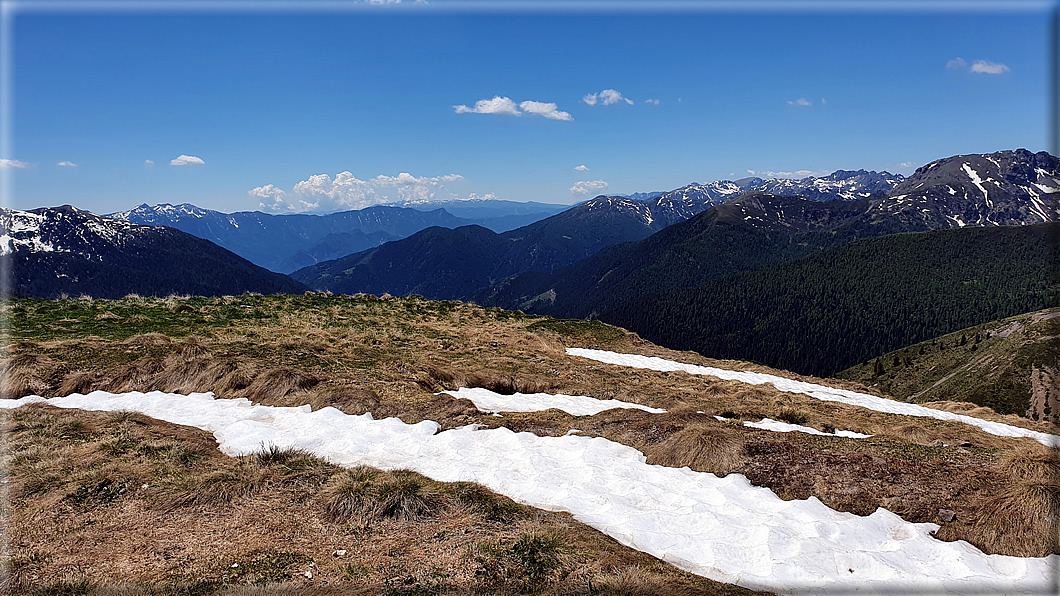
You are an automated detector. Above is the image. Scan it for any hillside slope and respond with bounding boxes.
[600,223,1058,378]
[4,294,1057,594]
[836,308,1060,421]
[477,193,876,317]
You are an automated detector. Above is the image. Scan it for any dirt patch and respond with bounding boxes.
[1027,366,1060,424]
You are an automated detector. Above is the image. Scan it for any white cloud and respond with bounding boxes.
[371,172,466,202]
[970,60,1010,75]
[454,96,572,121]
[0,159,29,169]
[787,98,812,107]
[574,165,589,171]
[144,159,155,167]
[371,172,463,187]
[584,88,633,106]
[56,161,77,168]
[455,192,497,202]
[519,100,573,121]
[249,184,289,211]
[249,184,287,199]
[947,57,1009,75]
[259,170,466,212]
[454,96,521,116]
[292,171,377,210]
[820,98,827,105]
[570,180,609,195]
[170,154,205,166]
[899,161,916,169]
[644,99,660,105]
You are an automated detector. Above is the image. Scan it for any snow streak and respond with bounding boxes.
[567,348,1060,447]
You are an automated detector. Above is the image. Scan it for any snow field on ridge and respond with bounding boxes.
[440,386,666,416]
[2,390,1057,595]
[567,348,1060,447]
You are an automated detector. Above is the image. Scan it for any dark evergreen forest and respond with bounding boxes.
[600,223,1058,377]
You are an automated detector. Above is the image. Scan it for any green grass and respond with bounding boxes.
[221,550,313,586]
[525,318,624,344]
[836,308,1060,417]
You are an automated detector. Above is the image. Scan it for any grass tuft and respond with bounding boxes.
[776,409,809,426]
[245,367,320,403]
[645,426,742,476]
[375,474,437,521]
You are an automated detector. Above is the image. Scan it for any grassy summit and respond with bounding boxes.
[2,293,1057,594]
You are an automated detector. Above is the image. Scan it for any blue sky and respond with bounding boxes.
[3,1,1055,214]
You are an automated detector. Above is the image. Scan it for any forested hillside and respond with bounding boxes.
[601,223,1058,377]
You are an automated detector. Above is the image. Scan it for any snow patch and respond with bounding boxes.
[961,163,991,207]
[742,417,873,439]
[566,349,1060,448]
[1,390,1056,594]
[442,387,666,416]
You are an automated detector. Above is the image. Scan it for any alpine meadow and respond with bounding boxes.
[1,3,1058,596]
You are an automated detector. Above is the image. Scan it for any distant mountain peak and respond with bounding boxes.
[881,149,1058,228]
[3,205,307,298]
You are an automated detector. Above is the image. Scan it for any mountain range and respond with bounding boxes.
[385,198,570,232]
[291,167,911,296]
[473,149,1058,376]
[109,203,470,273]
[109,199,571,274]
[9,148,1057,379]
[1,205,307,299]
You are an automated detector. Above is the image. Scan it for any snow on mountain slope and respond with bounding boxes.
[2,390,1055,595]
[876,149,1058,228]
[0,205,152,259]
[613,171,900,230]
[749,169,903,201]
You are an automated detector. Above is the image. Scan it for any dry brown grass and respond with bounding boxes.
[999,445,1060,483]
[6,293,1059,589]
[644,424,744,477]
[1,404,750,595]
[936,480,1060,557]
[875,422,937,445]
[0,353,53,398]
[244,367,320,403]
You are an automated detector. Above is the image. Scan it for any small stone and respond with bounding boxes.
[333,549,347,557]
[938,508,957,523]
[231,563,239,568]
[304,570,313,579]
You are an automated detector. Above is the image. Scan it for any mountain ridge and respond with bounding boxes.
[2,205,307,299]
